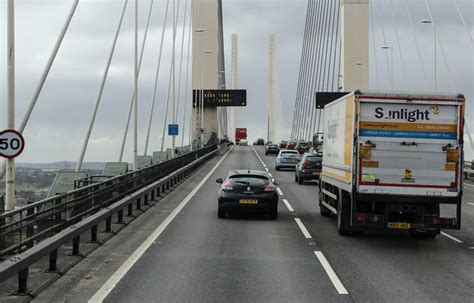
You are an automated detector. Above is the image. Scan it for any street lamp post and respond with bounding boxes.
[195,28,204,146]
[382,46,393,90]
[422,19,437,92]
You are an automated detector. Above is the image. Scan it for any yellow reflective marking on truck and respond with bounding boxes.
[344,98,354,166]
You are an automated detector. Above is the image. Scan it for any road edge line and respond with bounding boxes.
[88,148,233,302]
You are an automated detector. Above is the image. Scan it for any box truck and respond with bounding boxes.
[319,91,465,237]
[235,128,247,144]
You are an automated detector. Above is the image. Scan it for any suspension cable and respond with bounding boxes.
[389,0,408,90]
[181,4,192,146]
[144,0,171,155]
[404,0,429,91]
[118,0,156,161]
[76,0,130,171]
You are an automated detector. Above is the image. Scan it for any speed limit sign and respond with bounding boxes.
[0,129,25,159]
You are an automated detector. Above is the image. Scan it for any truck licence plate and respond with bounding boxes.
[388,222,411,229]
[240,199,258,204]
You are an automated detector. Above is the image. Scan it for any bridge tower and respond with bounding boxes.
[191,0,223,144]
[340,0,369,90]
[267,35,276,143]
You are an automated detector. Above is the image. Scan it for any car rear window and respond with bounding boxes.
[229,175,270,186]
[281,151,298,155]
[305,156,322,162]
[299,143,309,147]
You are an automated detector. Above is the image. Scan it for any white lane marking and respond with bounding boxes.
[314,251,349,295]
[464,183,474,188]
[441,231,463,244]
[276,187,283,196]
[89,148,233,302]
[467,202,474,206]
[294,218,312,239]
[265,168,269,172]
[283,199,294,212]
[268,173,273,178]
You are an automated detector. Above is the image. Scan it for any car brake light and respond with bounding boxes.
[303,161,311,166]
[264,184,276,192]
[222,183,233,191]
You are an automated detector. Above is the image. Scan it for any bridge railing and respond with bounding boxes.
[0,144,218,259]
[0,143,231,294]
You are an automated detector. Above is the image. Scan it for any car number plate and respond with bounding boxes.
[313,172,319,175]
[388,222,411,229]
[240,199,258,204]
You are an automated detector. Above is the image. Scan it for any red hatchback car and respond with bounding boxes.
[286,141,296,149]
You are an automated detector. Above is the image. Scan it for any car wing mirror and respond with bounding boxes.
[273,180,281,185]
[216,178,223,184]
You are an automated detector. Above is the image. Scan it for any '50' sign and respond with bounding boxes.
[0,129,25,159]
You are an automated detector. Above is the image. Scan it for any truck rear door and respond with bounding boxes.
[357,95,464,197]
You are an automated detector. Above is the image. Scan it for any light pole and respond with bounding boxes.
[422,19,437,92]
[195,28,204,146]
[355,62,366,89]
[382,46,393,90]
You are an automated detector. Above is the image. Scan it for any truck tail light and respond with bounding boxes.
[433,217,456,226]
[356,213,383,223]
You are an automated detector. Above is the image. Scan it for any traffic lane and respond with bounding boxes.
[256,147,474,303]
[259,146,474,244]
[104,146,350,303]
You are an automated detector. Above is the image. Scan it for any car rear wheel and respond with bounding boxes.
[269,206,278,220]
[217,207,225,219]
[275,166,280,171]
[298,176,304,185]
[294,174,298,182]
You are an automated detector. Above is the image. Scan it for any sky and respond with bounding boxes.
[0,0,473,163]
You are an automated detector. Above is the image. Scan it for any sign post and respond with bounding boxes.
[168,124,179,157]
[0,129,25,211]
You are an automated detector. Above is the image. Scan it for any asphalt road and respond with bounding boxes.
[35,146,474,302]
[100,146,351,303]
[253,146,474,302]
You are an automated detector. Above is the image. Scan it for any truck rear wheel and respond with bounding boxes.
[318,186,331,217]
[337,190,352,236]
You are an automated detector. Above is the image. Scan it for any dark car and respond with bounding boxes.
[295,153,322,184]
[216,170,279,219]
[279,140,288,148]
[295,142,310,154]
[286,141,296,149]
[256,138,265,145]
[265,141,273,146]
[265,144,280,155]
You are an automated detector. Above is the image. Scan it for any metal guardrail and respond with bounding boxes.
[0,143,224,293]
[464,160,473,170]
[0,145,217,258]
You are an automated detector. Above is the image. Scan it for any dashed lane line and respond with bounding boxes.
[283,199,294,212]
[294,218,312,239]
[441,232,463,244]
[276,187,283,196]
[314,251,349,295]
[464,183,474,188]
[89,148,233,302]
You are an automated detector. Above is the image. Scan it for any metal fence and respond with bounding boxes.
[0,143,223,293]
[0,145,217,258]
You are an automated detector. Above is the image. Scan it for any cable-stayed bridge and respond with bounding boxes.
[0,1,473,302]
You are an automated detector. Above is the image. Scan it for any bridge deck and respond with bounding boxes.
[32,146,474,302]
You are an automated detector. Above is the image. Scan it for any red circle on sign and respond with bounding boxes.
[0,129,25,159]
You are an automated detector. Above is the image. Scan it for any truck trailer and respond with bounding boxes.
[319,91,465,237]
[235,128,247,144]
